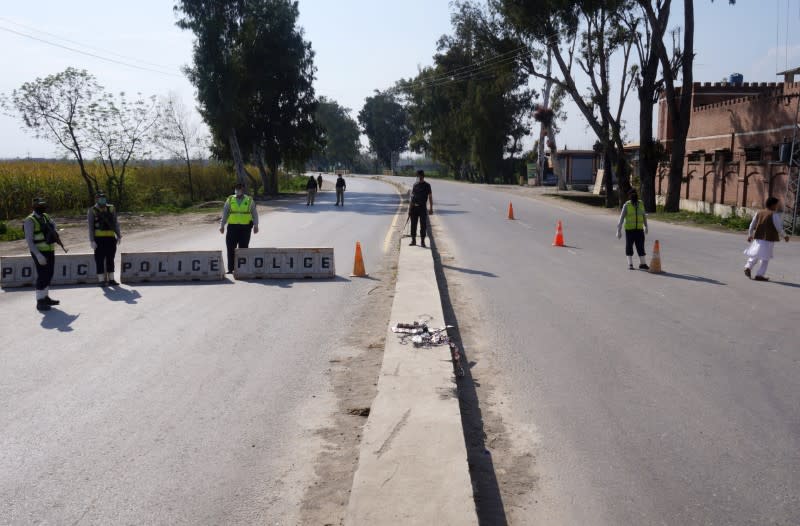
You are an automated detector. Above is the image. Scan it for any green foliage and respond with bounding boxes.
[400,1,533,183]
[652,207,751,231]
[358,91,410,169]
[0,221,24,241]
[313,97,360,170]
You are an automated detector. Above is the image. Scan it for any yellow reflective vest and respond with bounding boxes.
[227,195,253,225]
[27,213,56,252]
[624,200,646,231]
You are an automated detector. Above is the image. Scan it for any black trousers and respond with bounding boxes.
[94,237,117,274]
[31,250,55,290]
[625,229,646,257]
[410,206,428,241]
[226,224,252,272]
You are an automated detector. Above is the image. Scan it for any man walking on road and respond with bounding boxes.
[744,196,790,281]
[409,170,433,247]
[306,175,318,206]
[88,191,122,287]
[220,182,259,274]
[335,173,346,206]
[317,174,323,193]
[616,189,649,270]
[24,197,60,311]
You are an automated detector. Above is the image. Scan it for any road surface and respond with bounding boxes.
[416,178,800,525]
[0,176,400,525]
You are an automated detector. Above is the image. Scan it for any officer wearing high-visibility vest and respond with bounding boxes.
[88,190,122,287]
[219,182,259,274]
[23,197,60,311]
[616,189,650,270]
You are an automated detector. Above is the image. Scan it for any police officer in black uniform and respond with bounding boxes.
[88,191,122,287]
[409,170,433,247]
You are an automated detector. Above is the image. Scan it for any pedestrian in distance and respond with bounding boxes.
[220,182,259,274]
[335,173,346,206]
[23,197,60,311]
[743,196,790,281]
[409,170,433,248]
[306,175,318,206]
[88,191,122,287]
[317,174,323,193]
[616,188,650,270]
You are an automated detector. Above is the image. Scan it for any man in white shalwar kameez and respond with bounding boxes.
[744,197,790,281]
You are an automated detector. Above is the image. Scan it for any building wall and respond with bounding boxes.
[656,81,797,211]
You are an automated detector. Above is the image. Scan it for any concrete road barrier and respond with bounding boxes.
[121,251,224,283]
[1,254,97,288]
[233,247,335,279]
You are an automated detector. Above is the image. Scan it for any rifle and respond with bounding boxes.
[54,231,68,253]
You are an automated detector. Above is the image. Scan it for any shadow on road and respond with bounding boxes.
[430,235,508,525]
[103,286,142,304]
[40,309,80,332]
[654,272,726,285]
[769,280,800,288]
[442,264,498,278]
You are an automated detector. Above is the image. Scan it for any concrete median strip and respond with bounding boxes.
[345,241,477,525]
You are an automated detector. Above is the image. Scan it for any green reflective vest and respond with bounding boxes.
[92,204,117,237]
[27,213,55,252]
[624,201,646,231]
[227,195,253,225]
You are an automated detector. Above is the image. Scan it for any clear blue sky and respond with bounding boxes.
[0,0,794,158]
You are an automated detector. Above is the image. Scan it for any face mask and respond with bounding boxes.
[98,198,107,206]
[34,206,46,214]
[235,189,244,197]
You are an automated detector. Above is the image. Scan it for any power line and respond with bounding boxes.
[0,25,182,77]
[0,17,175,70]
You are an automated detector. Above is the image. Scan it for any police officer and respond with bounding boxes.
[220,182,259,274]
[616,188,649,270]
[306,175,318,206]
[335,173,346,206]
[88,191,122,287]
[24,197,60,311]
[317,174,323,193]
[409,170,433,247]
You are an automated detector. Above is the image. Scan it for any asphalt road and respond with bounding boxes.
[0,176,400,525]
[418,178,800,525]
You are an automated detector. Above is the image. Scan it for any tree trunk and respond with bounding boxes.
[548,126,567,190]
[267,161,279,196]
[538,52,554,187]
[639,92,658,212]
[664,0,694,212]
[602,150,616,207]
[227,128,249,189]
[183,142,195,201]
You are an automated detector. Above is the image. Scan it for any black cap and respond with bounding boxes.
[234,182,245,189]
[95,190,106,198]
[32,197,46,206]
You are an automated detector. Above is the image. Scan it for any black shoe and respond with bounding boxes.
[420,241,427,248]
[639,263,650,270]
[409,240,416,246]
[628,264,634,270]
[36,300,51,312]
[226,270,233,275]
[754,275,769,282]
[107,280,119,286]
[44,296,60,305]
[744,268,751,278]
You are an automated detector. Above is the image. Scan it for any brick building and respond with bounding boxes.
[656,73,799,214]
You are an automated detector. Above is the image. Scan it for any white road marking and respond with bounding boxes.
[568,249,577,255]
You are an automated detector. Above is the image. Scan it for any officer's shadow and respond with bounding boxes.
[40,309,80,332]
[102,286,142,304]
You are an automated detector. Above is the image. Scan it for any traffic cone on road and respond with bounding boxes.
[508,202,515,220]
[552,220,565,247]
[351,241,368,277]
[649,240,663,273]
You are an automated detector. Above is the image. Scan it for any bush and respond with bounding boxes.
[0,221,24,241]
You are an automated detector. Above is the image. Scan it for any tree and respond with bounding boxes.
[497,0,638,206]
[156,93,209,201]
[2,68,102,203]
[174,0,252,188]
[358,91,410,171]
[239,0,320,196]
[312,97,360,171]
[83,92,161,209]
[402,1,533,183]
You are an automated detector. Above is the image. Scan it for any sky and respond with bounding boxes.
[0,0,795,159]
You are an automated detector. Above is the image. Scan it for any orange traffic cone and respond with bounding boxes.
[351,241,368,277]
[508,202,515,220]
[552,220,565,247]
[649,240,663,273]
